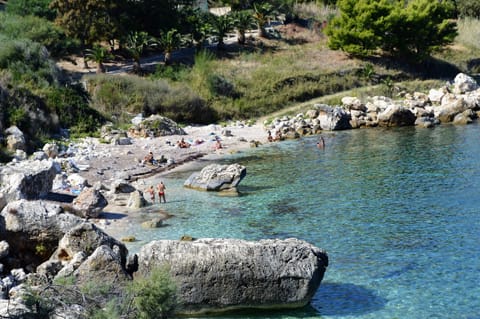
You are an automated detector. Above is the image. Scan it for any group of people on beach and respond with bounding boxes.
[145,181,167,204]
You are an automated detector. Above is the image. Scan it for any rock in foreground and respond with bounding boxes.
[136,238,328,315]
[184,163,246,192]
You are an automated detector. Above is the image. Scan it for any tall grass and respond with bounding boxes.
[292,2,339,23]
[456,17,480,50]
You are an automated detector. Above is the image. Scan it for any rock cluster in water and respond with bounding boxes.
[265,73,480,137]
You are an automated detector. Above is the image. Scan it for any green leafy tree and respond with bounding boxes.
[382,0,457,61]
[182,8,212,51]
[158,29,182,65]
[326,0,394,56]
[49,0,121,68]
[125,31,156,73]
[233,10,254,45]
[210,14,234,50]
[85,45,113,73]
[252,2,274,38]
[6,0,56,20]
[326,0,457,62]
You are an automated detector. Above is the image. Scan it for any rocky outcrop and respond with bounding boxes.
[126,190,148,209]
[128,115,186,138]
[377,105,416,127]
[264,73,480,135]
[5,126,26,152]
[71,187,108,218]
[0,200,83,271]
[136,238,328,315]
[317,104,352,130]
[0,159,60,210]
[184,163,246,192]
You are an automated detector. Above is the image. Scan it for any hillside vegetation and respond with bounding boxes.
[0,0,480,157]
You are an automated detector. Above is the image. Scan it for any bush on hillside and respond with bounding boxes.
[0,81,60,151]
[6,0,56,20]
[0,12,78,57]
[0,37,61,87]
[85,74,217,125]
[44,85,106,135]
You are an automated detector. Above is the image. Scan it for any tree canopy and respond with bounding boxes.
[326,0,457,62]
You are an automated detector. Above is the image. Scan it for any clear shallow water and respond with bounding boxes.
[110,124,480,319]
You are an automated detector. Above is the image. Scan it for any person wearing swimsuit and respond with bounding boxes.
[157,181,166,203]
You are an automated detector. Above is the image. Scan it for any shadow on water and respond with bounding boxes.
[312,282,387,316]
[98,212,128,220]
[188,304,321,319]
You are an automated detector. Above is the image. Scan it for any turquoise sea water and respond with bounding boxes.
[110,124,480,319]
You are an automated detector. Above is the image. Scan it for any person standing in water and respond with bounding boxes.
[145,185,155,203]
[157,181,166,203]
[317,136,325,149]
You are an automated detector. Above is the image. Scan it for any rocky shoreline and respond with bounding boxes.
[1,72,480,317]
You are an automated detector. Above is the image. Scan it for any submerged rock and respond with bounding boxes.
[136,238,328,315]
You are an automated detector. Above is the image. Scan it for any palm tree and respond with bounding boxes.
[211,14,234,50]
[233,10,254,45]
[159,29,182,65]
[125,31,155,73]
[253,3,274,38]
[85,45,113,74]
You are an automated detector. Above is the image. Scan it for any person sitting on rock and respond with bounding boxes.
[144,151,154,164]
[143,152,158,165]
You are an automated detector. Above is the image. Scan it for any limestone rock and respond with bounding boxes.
[0,159,60,210]
[73,245,130,285]
[50,223,128,271]
[453,73,478,94]
[184,163,246,192]
[42,143,59,159]
[435,97,467,123]
[141,218,163,228]
[127,190,147,209]
[128,115,186,138]
[0,200,83,271]
[377,105,416,127]
[5,126,25,152]
[341,96,366,111]
[315,105,352,131]
[136,238,328,315]
[72,187,108,218]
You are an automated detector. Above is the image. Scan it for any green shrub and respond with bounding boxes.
[6,0,56,20]
[127,266,177,319]
[0,37,60,87]
[44,85,105,135]
[0,12,78,57]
